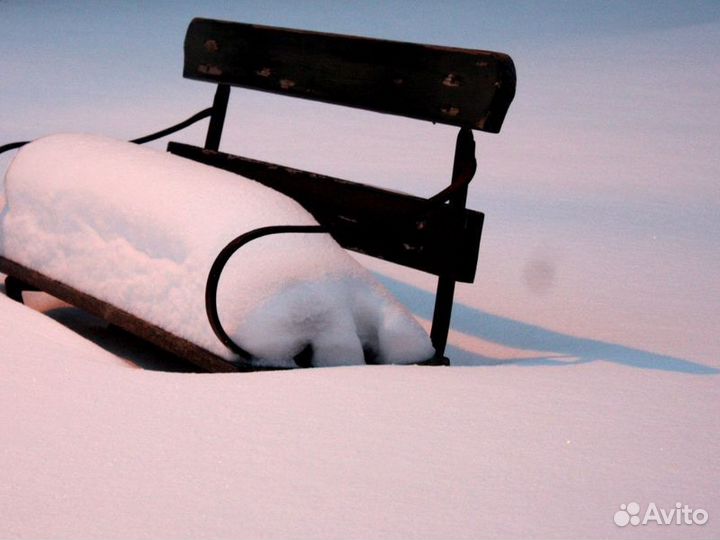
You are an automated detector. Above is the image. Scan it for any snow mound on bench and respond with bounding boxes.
[0,134,433,367]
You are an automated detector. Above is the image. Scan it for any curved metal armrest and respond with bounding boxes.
[0,141,30,155]
[0,107,214,156]
[130,107,213,144]
[205,225,327,360]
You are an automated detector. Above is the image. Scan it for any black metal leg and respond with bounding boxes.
[430,275,456,358]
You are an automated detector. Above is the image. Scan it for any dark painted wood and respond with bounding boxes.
[184,18,516,132]
[167,142,483,283]
[0,257,242,372]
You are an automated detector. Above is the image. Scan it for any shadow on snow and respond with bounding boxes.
[377,274,719,375]
[1,276,717,374]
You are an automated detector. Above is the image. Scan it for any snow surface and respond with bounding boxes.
[1,4,719,539]
[1,291,718,540]
[0,134,433,367]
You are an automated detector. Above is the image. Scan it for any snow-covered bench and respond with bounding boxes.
[0,19,516,371]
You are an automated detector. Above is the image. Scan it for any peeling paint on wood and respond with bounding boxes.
[197,64,223,76]
[442,73,462,87]
[441,105,460,117]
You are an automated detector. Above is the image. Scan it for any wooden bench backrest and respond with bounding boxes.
[176,20,516,358]
[178,19,516,279]
[183,18,516,132]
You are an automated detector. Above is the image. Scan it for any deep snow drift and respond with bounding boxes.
[0,134,433,367]
[1,291,718,540]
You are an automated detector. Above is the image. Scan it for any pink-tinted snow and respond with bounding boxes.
[0,293,718,539]
[1,5,718,540]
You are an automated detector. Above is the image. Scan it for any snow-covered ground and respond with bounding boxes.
[1,290,717,540]
[1,3,718,539]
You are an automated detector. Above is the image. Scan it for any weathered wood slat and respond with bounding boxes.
[167,142,483,283]
[184,18,516,132]
[0,257,244,372]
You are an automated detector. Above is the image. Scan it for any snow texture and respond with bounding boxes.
[0,134,433,367]
[1,4,719,539]
[1,292,718,540]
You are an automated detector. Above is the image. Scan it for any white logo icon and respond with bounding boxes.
[614,502,641,526]
[614,502,708,527]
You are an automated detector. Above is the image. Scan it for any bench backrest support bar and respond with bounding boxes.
[204,83,230,151]
[430,128,475,356]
